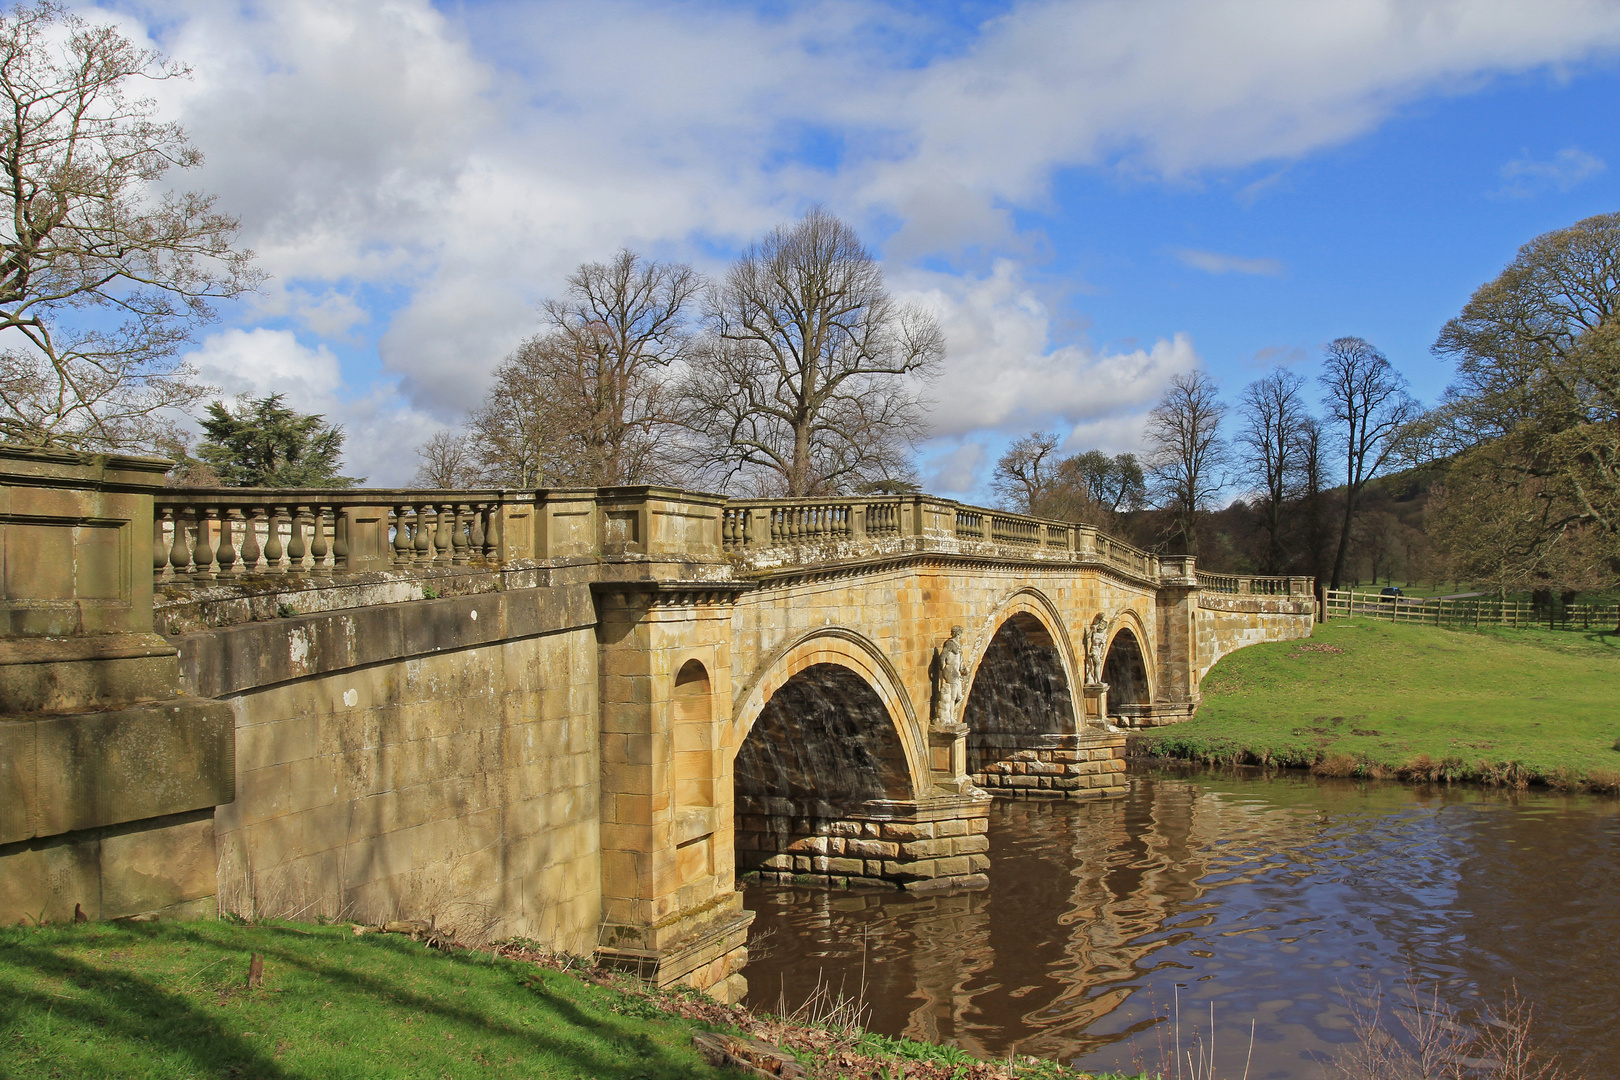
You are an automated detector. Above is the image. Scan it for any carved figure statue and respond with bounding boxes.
[1084,613,1110,685]
[934,625,967,727]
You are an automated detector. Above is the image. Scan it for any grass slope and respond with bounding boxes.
[0,919,1138,1080]
[0,919,735,1080]
[1138,618,1620,789]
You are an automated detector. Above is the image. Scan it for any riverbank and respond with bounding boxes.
[1134,616,1620,790]
[0,917,1119,1079]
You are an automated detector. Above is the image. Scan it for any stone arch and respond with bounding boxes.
[730,630,926,887]
[959,592,1081,786]
[729,628,926,798]
[962,587,1083,705]
[1103,612,1154,723]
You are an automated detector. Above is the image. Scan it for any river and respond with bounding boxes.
[741,765,1620,1078]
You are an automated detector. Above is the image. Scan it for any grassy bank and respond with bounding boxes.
[1136,617,1620,790]
[0,918,1118,1080]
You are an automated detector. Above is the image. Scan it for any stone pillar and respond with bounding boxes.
[970,731,1128,798]
[0,447,234,925]
[1154,555,1201,709]
[1082,681,1109,725]
[928,721,972,794]
[594,582,753,1001]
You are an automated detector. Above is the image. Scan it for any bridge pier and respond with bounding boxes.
[737,791,992,891]
[969,730,1128,797]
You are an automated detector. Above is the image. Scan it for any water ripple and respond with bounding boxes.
[743,767,1620,1078]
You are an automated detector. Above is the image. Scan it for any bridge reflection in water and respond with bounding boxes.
[743,766,1620,1079]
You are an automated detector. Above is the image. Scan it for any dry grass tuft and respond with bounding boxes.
[1329,982,1580,1080]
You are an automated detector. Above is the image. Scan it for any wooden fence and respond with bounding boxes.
[1323,589,1619,630]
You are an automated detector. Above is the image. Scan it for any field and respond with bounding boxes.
[1136,617,1620,789]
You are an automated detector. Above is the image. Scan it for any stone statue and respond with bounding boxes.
[933,625,967,727]
[1084,613,1110,685]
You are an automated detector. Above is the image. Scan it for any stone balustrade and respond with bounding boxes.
[1195,571,1312,597]
[149,485,1312,599]
[153,490,529,582]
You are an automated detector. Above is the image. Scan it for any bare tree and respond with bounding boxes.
[538,250,699,486]
[466,251,698,489]
[466,338,556,488]
[678,206,943,495]
[0,2,258,450]
[991,431,1061,512]
[412,430,477,488]
[1236,368,1311,573]
[1319,337,1419,591]
[1297,416,1331,586]
[1143,370,1227,554]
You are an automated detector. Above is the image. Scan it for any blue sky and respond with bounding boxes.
[109,0,1620,496]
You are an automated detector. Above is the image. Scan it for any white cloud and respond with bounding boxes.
[187,328,343,411]
[1172,248,1284,276]
[111,0,1620,484]
[1496,146,1607,196]
[903,260,1200,439]
[923,441,988,495]
[182,328,449,485]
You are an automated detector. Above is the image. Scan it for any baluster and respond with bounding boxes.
[451,504,470,564]
[485,502,503,562]
[239,508,262,573]
[414,503,435,565]
[333,508,349,574]
[393,504,413,566]
[722,509,735,549]
[263,507,285,572]
[169,509,194,579]
[309,506,331,576]
[215,508,239,578]
[434,504,452,563]
[154,508,172,583]
[468,503,486,561]
[191,508,217,581]
[287,506,308,577]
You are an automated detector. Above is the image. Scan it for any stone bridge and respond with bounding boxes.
[0,448,1314,1002]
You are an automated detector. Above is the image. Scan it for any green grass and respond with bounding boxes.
[0,919,738,1080]
[1138,617,1620,789]
[0,919,1149,1080]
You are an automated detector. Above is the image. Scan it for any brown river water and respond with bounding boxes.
[741,766,1620,1079]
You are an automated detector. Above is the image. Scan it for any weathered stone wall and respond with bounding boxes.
[179,586,604,953]
[1,448,234,926]
[737,797,992,890]
[1194,595,1317,682]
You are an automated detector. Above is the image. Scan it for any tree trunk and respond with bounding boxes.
[1330,486,1358,592]
[789,420,813,496]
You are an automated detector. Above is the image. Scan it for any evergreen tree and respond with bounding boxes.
[196,394,361,487]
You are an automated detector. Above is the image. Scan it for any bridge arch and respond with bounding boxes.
[729,628,927,801]
[960,590,1082,786]
[729,629,929,886]
[962,587,1083,710]
[1103,609,1156,720]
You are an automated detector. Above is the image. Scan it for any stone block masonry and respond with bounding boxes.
[205,605,604,955]
[736,793,993,891]
[971,731,1129,797]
